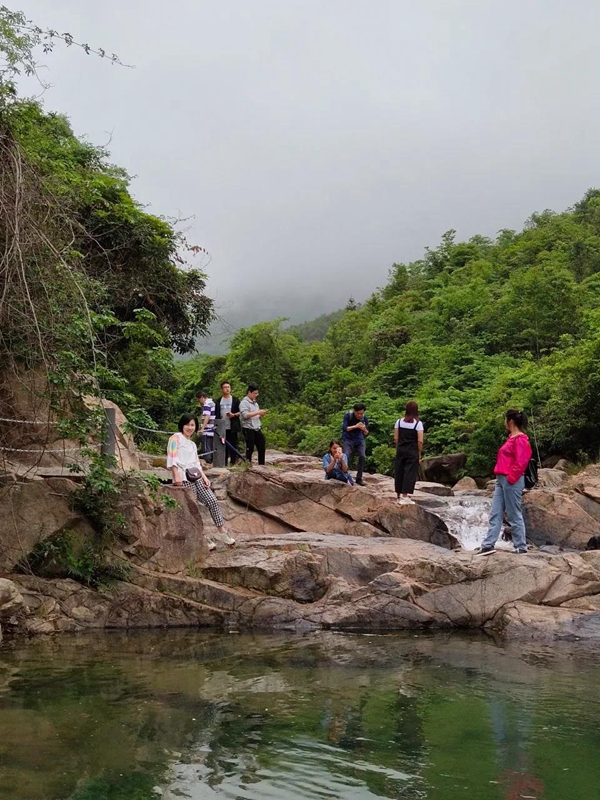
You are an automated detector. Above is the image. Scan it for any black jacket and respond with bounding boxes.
[215,396,241,432]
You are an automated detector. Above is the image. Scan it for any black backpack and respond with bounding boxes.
[524,457,538,490]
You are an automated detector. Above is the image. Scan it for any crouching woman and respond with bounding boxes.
[322,440,355,485]
[477,409,532,556]
[167,413,235,549]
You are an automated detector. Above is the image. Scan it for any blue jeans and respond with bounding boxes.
[343,439,365,481]
[482,475,527,550]
[325,468,354,485]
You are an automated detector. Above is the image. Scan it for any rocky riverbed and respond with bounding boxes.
[3,453,600,643]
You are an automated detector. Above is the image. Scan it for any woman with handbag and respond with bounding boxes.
[167,413,235,549]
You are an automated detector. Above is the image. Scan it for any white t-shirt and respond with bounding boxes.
[167,432,200,482]
[220,396,233,430]
[394,419,424,431]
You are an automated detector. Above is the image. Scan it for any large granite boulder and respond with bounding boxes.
[523,490,600,549]
[535,468,568,491]
[0,478,95,572]
[118,482,213,573]
[421,453,467,485]
[226,467,456,548]
[452,477,478,492]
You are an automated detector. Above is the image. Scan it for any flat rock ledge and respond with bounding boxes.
[3,536,600,644]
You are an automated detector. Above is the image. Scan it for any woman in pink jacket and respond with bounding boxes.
[477,409,532,556]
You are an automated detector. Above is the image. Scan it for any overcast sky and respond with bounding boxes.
[17,0,600,342]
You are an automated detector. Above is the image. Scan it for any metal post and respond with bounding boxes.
[213,418,227,468]
[101,406,117,462]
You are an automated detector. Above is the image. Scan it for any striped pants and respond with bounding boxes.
[183,480,224,527]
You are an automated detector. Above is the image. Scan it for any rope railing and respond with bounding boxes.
[0,416,60,425]
[0,416,239,461]
[0,415,218,459]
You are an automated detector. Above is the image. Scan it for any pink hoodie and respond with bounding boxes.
[494,434,532,485]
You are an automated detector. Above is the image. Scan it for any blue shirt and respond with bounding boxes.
[322,452,349,471]
[342,411,369,443]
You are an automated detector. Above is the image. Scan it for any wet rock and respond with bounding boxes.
[492,601,600,641]
[452,477,478,492]
[0,577,23,618]
[415,481,453,497]
[11,574,224,633]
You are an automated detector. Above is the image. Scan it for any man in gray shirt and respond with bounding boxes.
[239,383,268,464]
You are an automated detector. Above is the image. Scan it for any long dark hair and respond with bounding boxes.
[329,439,342,453]
[505,408,528,431]
[404,401,419,424]
[178,413,199,434]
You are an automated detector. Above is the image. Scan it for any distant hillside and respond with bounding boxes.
[286,309,345,342]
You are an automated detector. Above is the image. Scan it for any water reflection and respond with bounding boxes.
[0,630,599,799]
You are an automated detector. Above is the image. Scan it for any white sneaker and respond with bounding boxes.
[215,530,236,546]
[398,497,415,505]
[206,538,217,551]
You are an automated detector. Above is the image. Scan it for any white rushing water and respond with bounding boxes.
[430,493,513,551]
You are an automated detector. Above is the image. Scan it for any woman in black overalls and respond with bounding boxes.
[394,401,424,505]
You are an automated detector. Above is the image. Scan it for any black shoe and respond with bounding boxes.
[475,546,497,556]
[512,548,527,554]
[355,478,365,486]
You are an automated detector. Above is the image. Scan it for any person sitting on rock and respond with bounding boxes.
[322,440,355,485]
[394,401,424,505]
[167,413,235,549]
[342,403,369,486]
[476,408,532,556]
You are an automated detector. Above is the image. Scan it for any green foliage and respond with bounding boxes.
[21,529,131,589]
[287,309,345,342]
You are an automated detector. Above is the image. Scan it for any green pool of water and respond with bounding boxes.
[0,630,599,799]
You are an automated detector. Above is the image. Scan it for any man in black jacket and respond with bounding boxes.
[214,381,242,465]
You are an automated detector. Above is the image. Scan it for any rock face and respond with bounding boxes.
[125,534,600,641]
[0,478,95,572]
[0,577,24,641]
[523,490,600,549]
[9,574,223,634]
[421,452,467,484]
[6,453,600,644]
[226,467,456,548]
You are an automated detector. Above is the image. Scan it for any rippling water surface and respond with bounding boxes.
[1,630,599,799]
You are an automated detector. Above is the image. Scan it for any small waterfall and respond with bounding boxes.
[429,494,512,551]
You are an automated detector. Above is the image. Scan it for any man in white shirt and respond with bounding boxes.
[214,381,242,465]
[239,383,268,464]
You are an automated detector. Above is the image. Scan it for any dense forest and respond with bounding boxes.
[178,195,600,477]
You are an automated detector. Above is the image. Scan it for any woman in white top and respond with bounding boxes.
[167,413,235,549]
[393,401,424,505]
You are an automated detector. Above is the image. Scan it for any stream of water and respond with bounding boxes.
[1,630,599,800]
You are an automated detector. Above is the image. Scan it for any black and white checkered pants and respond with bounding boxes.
[182,480,224,527]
